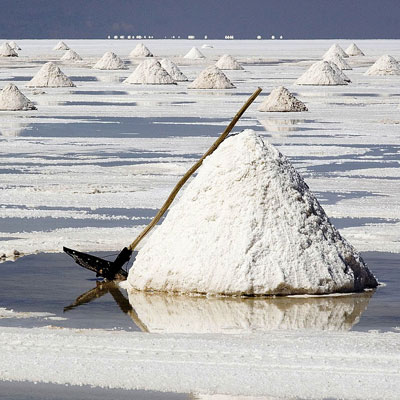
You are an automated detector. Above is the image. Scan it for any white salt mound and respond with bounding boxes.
[60,49,82,61]
[188,66,235,89]
[127,130,377,296]
[129,43,153,58]
[0,83,36,111]
[215,54,244,70]
[160,58,188,81]
[365,54,400,76]
[8,41,21,50]
[93,52,126,70]
[326,61,351,82]
[53,41,69,51]
[201,44,213,49]
[26,62,75,87]
[296,61,348,85]
[346,43,365,57]
[258,86,308,112]
[184,47,205,59]
[0,42,18,57]
[124,59,176,85]
[323,53,352,70]
[323,43,349,59]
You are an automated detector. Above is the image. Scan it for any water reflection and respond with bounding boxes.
[259,118,307,132]
[0,120,30,136]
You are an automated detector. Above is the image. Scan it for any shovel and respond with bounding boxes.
[64,87,262,280]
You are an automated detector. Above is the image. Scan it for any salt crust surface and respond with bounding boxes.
[323,43,349,59]
[258,86,308,112]
[60,49,82,61]
[0,83,36,111]
[127,130,377,296]
[365,54,400,75]
[184,46,205,59]
[124,59,176,85]
[296,60,348,85]
[188,66,235,89]
[53,41,69,51]
[129,43,153,57]
[0,42,18,57]
[160,58,188,81]
[26,62,75,87]
[215,54,244,70]
[93,51,126,70]
[346,43,365,56]
[8,41,20,50]
[323,53,352,70]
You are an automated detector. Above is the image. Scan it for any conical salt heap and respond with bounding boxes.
[127,130,377,296]
[160,58,188,81]
[184,46,205,59]
[0,42,18,57]
[8,41,21,50]
[346,43,365,57]
[53,41,69,51]
[60,49,82,61]
[258,86,308,112]
[188,66,235,89]
[124,59,176,85]
[296,61,348,85]
[129,43,153,58]
[323,43,349,59]
[0,83,36,111]
[323,53,352,70]
[365,54,400,76]
[326,61,351,82]
[215,54,244,70]
[93,52,127,70]
[26,62,75,87]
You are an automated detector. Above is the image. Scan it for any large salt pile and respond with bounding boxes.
[53,41,69,51]
[188,66,235,89]
[160,58,188,81]
[258,86,308,112]
[346,43,365,56]
[127,130,377,296]
[0,43,18,57]
[8,41,21,50]
[184,47,205,59]
[60,49,83,61]
[93,52,126,70]
[26,62,75,87]
[124,59,176,85]
[323,43,349,59]
[296,61,348,85]
[129,43,153,58]
[215,54,244,70]
[323,53,352,70]
[0,83,36,111]
[365,54,400,75]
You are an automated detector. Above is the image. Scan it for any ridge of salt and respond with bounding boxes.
[258,86,308,112]
[215,54,244,70]
[124,59,176,85]
[323,43,349,59]
[53,41,69,51]
[0,83,36,111]
[365,54,400,76]
[26,62,76,87]
[159,58,188,81]
[127,130,377,296]
[60,49,83,61]
[323,53,352,70]
[184,47,205,59]
[8,41,21,50]
[93,52,127,70]
[346,43,365,57]
[296,61,348,86]
[188,66,235,89]
[0,42,18,57]
[129,43,153,58]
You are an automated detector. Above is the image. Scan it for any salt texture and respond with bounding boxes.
[160,58,188,81]
[93,51,127,70]
[365,54,400,75]
[323,43,349,59]
[124,59,176,85]
[327,61,351,82]
[0,83,36,111]
[26,62,76,87]
[8,41,21,50]
[184,46,205,59]
[188,66,235,89]
[215,54,244,70]
[296,61,348,85]
[323,53,352,70]
[60,49,83,61]
[0,42,18,57]
[346,43,365,56]
[53,41,69,51]
[258,86,308,112]
[127,130,377,296]
[129,43,153,58]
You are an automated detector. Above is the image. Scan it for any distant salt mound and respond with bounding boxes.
[127,130,377,296]
[296,61,348,85]
[346,43,365,57]
[60,49,82,61]
[258,86,307,112]
[8,41,21,50]
[323,53,352,70]
[93,52,126,70]
[26,62,75,87]
[0,42,18,57]
[124,59,176,85]
[53,41,69,51]
[365,54,400,76]
[215,54,243,70]
[323,43,349,59]
[201,44,213,49]
[188,66,235,89]
[129,43,153,58]
[0,83,36,111]
[184,47,205,59]
[160,58,188,81]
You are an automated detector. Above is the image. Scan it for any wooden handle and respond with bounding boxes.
[128,87,262,251]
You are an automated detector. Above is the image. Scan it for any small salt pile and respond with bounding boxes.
[188,66,235,89]
[0,83,36,111]
[346,43,365,56]
[296,61,348,85]
[127,130,377,296]
[129,43,153,58]
[258,86,308,112]
[93,52,126,70]
[323,43,349,59]
[365,55,400,75]
[124,59,176,85]
[0,42,18,57]
[26,62,75,87]
[8,41,21,50]
[60,49,82,62]
[184,47,205,59]
[53,41,69,51]
[160,58,188,81]
[215,54,244,70]
[323,53,352,70]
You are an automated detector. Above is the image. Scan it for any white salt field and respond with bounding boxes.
[1,39,400,399]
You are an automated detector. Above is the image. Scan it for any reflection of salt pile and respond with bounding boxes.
[93,52,126,70]
[184,46,205,59]
[323,43,349,59]
[296,61,348,85]
[0,42,18,57]
[160,58,188,81]
[323,53,352,70]
[8,41,21,50]
[346,43,365,56]
[124,59,176,85]
[258,86,307,112]
[188,66,235,89]
[365,55,400,76]
[129,43,153,57]
[215,54,243,70]
[53,41,69,51]
[60,49,82,61]
[127,130,377,295]
[259,119,304,133]
[0,83,36,111]
[0,120,30,136]
[26,62,75,87]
